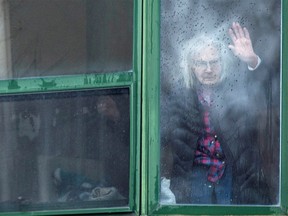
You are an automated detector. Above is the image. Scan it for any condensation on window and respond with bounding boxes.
[160,0,281,206]
[0,88,130,212]
[0,0,133,79]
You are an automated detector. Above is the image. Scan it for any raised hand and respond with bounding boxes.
[228,22,259,69]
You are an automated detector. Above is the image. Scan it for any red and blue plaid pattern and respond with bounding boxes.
[194,91,226,183]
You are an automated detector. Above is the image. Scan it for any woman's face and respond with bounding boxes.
[191,46,222,86]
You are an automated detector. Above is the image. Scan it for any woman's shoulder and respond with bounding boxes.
[162,88,203,139]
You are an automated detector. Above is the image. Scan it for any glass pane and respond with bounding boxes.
[160,0,281,205]
[0,0,133,79]
[0,88,130,212]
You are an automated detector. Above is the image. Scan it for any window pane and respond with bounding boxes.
[1,0,133,78]
[0,88,130,212]
[160,0,281,205]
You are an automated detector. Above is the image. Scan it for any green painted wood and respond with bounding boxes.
[281,0,288,213]
[0,72,133,95]
[142,0,161,215]
[130,0,142,214]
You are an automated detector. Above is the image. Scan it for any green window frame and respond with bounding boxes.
[0,0,142,215]
[142,0,288,215]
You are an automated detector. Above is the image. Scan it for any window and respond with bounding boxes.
[0,0,287,215]
[0,0,141,215]
[143,0,288,215]
[5,0,133,78]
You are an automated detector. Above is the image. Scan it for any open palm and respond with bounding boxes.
[228,22,258,68]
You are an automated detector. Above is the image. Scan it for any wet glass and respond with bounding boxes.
[0,0,133,79]
[0,88,130,212]
[160,0,281,206]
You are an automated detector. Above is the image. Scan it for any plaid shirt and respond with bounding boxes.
[194,91,226,183]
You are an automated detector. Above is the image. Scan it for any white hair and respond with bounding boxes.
[180,33,233,88]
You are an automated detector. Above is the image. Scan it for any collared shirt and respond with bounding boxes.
[194,90,226,183]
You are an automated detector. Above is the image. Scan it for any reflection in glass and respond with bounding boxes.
[160,0,280,205]
[2,0,133,78]
[0,88,130,211]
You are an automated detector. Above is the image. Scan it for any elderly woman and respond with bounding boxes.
[161,22,271,205]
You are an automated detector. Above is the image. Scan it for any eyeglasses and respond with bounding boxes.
[193,59,221,69]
